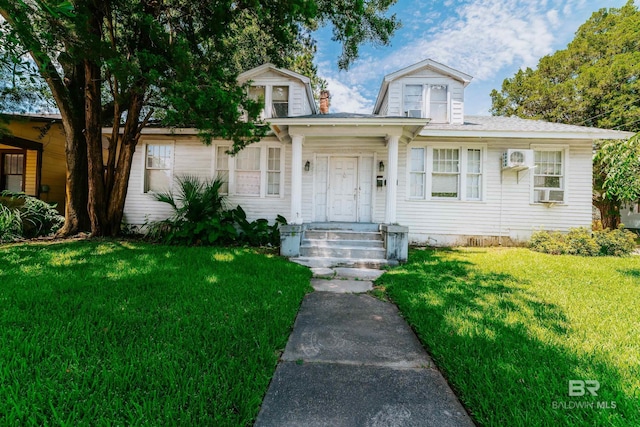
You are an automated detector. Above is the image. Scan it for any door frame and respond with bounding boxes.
[313,153,376,222]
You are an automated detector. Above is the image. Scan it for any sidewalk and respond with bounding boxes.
[255,268,475,427]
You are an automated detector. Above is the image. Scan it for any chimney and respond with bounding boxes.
[319,90,330,114]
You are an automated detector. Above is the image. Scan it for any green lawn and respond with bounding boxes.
[378,248,640,427]
[0,240,311,426]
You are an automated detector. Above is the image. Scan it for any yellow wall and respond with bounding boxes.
[5,118,67,212]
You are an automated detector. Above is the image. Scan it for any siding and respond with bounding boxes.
[5,120,67,211]
[123,136,290,226]
[24,149,37,195]
[244,73,313,117]
[396,138,593,245]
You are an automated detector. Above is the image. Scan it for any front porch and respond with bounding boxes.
[281,222,408,268]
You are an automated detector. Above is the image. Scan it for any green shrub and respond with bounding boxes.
[0,191,63,239]
[146,175,286,247]
[530,226,637,256]
[529,230,570,255]
[594,227,637,256]
[565,227,600,256]
[0,204,22,243]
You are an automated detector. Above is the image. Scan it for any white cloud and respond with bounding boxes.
[323,77,374,114]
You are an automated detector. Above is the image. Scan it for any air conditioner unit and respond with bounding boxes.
[405,109,422,118]
[537,189,564,203]
[502,149,534,171]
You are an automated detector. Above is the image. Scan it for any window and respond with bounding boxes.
[235,147,261,196]
[404,85,423,118]
[409,148,426,197]
[432,148,459,198]
[267,147,281,195]
[144,144,172,193]
[409,145,484,201]
[271,86,289,117]
[430,85,448,123]
[247,84,290,118]
[533,150,564,202]
[1,152,25,192]
[215,146,229,194]
[403,84,449,123]
[466,149,482,200]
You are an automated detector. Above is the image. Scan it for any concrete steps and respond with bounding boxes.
[291,223,390,268]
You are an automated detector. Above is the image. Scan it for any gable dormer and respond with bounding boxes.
[237,63,318,118]
[373,59,472,124]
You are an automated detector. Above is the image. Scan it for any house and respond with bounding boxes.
[0,114,67,211]
[120,59,633,264]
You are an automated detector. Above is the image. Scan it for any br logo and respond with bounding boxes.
[569,380,600,397]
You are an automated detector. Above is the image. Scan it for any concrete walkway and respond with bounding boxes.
[254,267,475,427]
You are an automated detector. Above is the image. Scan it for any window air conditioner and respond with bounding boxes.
[405,109,422,118]
[502,149,534,171]
[537,189,564,203]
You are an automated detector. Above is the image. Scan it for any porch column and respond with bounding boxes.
[290,134,304,224]
[385,134,399,224]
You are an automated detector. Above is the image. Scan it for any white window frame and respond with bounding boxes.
[248,83,293,119]
[407,143,487,202]
[213,143,285,198]
[530,144,569,205]
[402,82,451,123]
[142,141,175,194]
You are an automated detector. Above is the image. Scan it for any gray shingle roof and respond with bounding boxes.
[424,115,634,138]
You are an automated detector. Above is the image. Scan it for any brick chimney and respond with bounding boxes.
[319,90,330,114]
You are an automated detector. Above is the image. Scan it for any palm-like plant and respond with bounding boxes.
[154,175,228,223]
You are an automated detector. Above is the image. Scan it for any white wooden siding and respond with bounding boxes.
[396,138,593,245]
[123,136,290,226]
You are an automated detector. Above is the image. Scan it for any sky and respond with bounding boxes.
[313,0,633,116]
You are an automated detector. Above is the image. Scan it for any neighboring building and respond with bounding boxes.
[1,115,67,212]
[120,60,633,264]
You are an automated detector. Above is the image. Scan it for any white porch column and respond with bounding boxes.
[385,135,400,224]
[290,134,304,224]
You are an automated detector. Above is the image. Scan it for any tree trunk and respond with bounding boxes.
[594,197,621,230]
[85,58,108,236]
[105,91,146,236]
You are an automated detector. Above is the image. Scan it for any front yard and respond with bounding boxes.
[0,241,311,426]
[378,248,640,426]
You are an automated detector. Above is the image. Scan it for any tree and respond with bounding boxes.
[0,0,399,237]
[490,1,640,227]
[593,135,640,229]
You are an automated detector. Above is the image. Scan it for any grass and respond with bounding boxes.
[378,248,640,427]
[0,240,311,426]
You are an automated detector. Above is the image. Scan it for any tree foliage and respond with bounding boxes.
[0,0,399,237]
[490,1,640,132]
[490,1,640,228]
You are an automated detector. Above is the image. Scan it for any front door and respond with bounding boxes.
[329,157,358,222]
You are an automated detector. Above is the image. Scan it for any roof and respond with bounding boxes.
[419,115,635,140]
[373,59,473,114]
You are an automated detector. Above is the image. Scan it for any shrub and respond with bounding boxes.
[529,230,570,255]
[530,226,637,256]
[0,204,22,243]
[565,227,600,256]
[147,175,286,247]
[0,191,63,239]
[594,227,637,256]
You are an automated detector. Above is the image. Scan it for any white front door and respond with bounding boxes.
[329,157,358,222]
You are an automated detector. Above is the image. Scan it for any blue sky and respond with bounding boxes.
[314,0,633,116]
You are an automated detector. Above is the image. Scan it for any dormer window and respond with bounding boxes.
[248,84,290,118]
[271,86,289,117]
[403,84,449,123]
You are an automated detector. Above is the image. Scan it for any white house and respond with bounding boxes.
[120,59,633,265]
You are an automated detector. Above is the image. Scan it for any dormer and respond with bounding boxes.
[237,63,318,118]
[373,59,472,124]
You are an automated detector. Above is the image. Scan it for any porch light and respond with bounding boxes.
[304,160,311,172]
[379,161,385,172]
